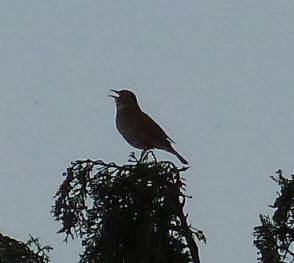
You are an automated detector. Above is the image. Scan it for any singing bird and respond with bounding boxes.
[110,90,188,165]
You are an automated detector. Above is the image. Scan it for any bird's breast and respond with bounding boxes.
[115,109,147,149]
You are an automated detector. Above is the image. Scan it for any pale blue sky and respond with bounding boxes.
[1,1,294,262]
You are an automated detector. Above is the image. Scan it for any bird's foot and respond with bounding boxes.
[128,151,138,163]
[139,150,157,164]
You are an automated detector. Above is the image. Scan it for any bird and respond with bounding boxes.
[110,89,188,165]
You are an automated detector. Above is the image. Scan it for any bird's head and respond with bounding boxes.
[110,89,139,110]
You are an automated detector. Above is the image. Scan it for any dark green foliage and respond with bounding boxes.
[52,152,204,263]
[254,215,283,263]
[0,233,52,263]
[254,170,294,263]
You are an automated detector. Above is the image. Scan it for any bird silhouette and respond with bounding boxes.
[110,89,188,165]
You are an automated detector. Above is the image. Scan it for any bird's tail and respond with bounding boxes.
[169,147,189,165]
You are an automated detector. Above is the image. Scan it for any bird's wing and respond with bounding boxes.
[139,112,175,144]
[167,136,175,144]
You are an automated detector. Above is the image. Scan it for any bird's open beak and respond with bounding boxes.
[109,89,120,99]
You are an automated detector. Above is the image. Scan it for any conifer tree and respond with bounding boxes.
[52,152,205,263]
[0,233,52,263]
[254,170,294,263]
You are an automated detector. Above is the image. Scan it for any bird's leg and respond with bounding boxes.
[139,148,149,162]
[140,149,146,159]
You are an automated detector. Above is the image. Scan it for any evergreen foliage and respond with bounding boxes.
[254,170,294,263]
[0,233,52,263]
[52,152,205,263]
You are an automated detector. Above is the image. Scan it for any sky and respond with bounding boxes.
[1,1,294,262]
